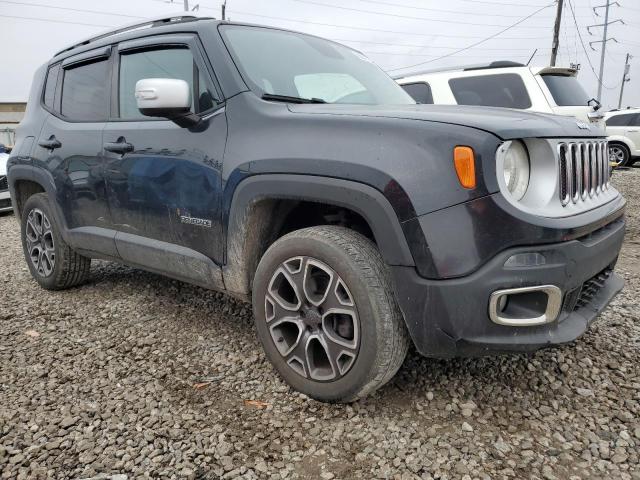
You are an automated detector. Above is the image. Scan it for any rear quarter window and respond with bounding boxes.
[400,82,433,104]
[449,73,531,109]
[43,63,61,111]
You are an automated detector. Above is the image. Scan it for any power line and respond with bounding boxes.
[439,0,549,6]
[363,50,532,58]
[0,13,113,28]
[0,0,146,18]
[347,0,572,18]
[331,37,558,51]
[386,2,555,73]
[566,0,618,90]
[289,0,553,28]
[227,9,556,40]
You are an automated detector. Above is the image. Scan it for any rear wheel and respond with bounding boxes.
[252,226,409,402]
[609,143,631,167]
[21,193,91,290]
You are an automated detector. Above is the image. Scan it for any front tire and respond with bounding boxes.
[609,143,632,167]
[20,193,91,290]
[252,226,409,402]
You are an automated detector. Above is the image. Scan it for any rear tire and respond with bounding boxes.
[252,226,410,403]
[609,143,631,167]
[20,193,91,290]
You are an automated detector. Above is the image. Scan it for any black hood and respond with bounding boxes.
[288,103,605,140]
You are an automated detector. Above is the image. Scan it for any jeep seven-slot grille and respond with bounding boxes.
[557,141,609,206]
[0,176,7,192]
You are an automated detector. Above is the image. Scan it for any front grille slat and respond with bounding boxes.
[0,176,7,192]
[557,140,609,207]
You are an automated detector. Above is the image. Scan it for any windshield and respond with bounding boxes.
[542,74,590,107]
[220,25,414,105]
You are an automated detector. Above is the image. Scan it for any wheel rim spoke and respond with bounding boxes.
[25,208,55,277]
[265,255,360,382]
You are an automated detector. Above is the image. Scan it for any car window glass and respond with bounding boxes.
[119,47,217,119]
[633,114,640,126]
[401,82,433,104]
[541,74,590,106]
[449,73,531,109]
[220,25,414,105]
[294,73,366,102]
[606,114,632,127]
[43,63,61,110]
[61,59,110,121]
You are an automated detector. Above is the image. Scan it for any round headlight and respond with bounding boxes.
[501,140,530,201]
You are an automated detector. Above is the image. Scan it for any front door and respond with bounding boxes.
[103,35,226,286]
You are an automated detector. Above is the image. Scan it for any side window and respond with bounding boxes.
[631,114,640,127]
[606,114,632,127]
[60,59,110,121]
[43,63,61,111]
[400,82,433,104]
[449,73,532,109]
[118,46,217,120]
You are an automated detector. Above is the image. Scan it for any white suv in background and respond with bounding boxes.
[396,61,604,129]
[605,108,640,167]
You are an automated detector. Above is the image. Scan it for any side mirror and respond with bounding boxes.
[135,78,200,127]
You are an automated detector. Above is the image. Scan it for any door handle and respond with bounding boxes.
[627,129,639,133]
[104,137,134,155]
[38,135,61,151]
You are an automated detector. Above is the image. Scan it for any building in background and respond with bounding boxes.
[0,103,26,147]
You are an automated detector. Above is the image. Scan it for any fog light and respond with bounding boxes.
[489,285,562,326]
[504,252,546,268]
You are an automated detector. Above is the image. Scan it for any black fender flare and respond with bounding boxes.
[222,173,418,296]
[7,165,70,236]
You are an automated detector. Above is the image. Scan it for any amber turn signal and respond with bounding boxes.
[453,146,476,189]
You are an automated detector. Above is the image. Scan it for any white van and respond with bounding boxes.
[604,108,640,166]
[396,61,604,129]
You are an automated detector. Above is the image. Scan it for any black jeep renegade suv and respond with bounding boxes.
[7,16,625,402]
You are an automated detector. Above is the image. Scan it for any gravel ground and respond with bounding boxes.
[1,170,639,480]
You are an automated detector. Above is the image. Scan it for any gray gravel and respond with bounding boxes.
[1,169,639,480]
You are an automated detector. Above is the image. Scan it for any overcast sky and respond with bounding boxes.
[1,0,639,109]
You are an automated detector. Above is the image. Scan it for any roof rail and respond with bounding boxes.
[392,60,526,80]
[464,60,525,71]
[54,14,211,58]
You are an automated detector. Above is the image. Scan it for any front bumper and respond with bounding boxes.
[391,216,625,358]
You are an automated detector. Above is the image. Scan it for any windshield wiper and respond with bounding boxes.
[261,93,327,104]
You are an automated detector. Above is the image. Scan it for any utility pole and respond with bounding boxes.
[222,0,226,20]
[618,53,632,109]
[588,1,623,101]
[550,0,564,67]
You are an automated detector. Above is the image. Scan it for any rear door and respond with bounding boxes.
[35,47,116,256]
[103,34,227,286]
[606,113,634,139]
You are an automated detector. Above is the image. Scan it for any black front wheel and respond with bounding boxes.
[20,193,91,290]
[252,226,409,402]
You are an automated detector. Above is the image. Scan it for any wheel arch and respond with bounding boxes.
[608,136,635,155]
[8,166,55,220]
[222,174,418,298]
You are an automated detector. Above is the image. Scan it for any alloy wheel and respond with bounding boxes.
[609,145,626,164]
[25,208,56,277]
[264,256,360,381]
